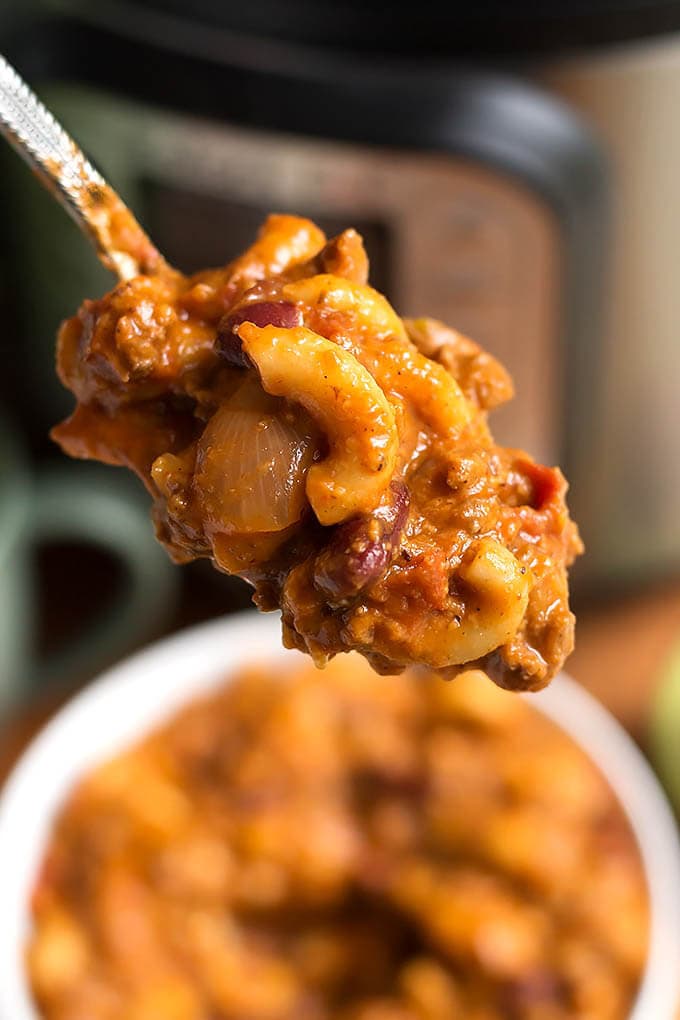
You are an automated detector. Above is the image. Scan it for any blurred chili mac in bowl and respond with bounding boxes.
[0,614,679,1020]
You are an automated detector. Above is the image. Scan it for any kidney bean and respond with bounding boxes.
[216,301,302,367]
[314,482,409,603]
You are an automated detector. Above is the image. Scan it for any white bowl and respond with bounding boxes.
[1,612,679,1019]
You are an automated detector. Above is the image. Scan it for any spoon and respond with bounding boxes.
[0,53,168,282]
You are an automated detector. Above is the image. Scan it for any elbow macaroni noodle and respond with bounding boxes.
[238,322,398,525]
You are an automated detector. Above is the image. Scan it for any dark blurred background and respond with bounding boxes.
[2,1,680,785]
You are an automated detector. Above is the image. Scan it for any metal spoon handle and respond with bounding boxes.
[0,53,165,280]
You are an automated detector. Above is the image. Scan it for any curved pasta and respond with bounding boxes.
[405,317,514,411]
[283,274,407,340]
[229,215,326,292]
[374,344,474,437]
[405,538,531,668]
[237,322,398,525]
[284,274,473,437]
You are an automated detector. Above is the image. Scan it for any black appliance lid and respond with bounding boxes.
[124,0,680,55]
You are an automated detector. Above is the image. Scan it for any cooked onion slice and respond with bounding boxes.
[195,378,319,535]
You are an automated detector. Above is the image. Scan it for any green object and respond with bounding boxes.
[0,416,178,716]
[650,643,680,812]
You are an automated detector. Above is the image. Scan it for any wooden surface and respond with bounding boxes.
[0,686,72,786]
[569,582,680,745]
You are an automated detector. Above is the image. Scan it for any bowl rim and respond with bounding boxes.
[1,610,679,1019]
